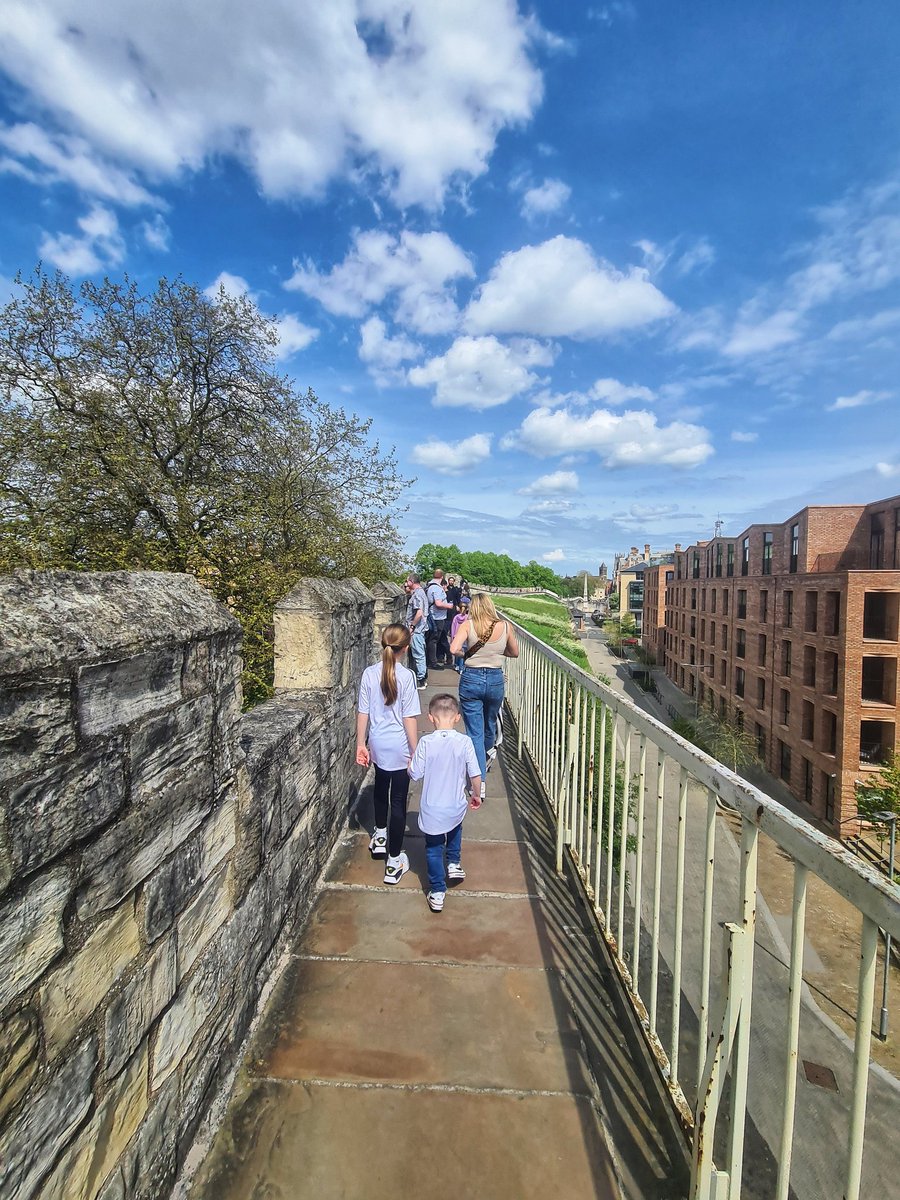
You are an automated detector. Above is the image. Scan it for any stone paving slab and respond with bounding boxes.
[328,833,535,894]
[248,956,594,1095]
[298,887,552,968]
[190,1078,620,1200]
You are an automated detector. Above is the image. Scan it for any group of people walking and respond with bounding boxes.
[355,573,519,912]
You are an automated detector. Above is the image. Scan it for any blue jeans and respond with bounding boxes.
[409,626,427,682]
[425,823,463,892]
[458,666,505,777]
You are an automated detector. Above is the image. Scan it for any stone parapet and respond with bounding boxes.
[0,570,378,1200]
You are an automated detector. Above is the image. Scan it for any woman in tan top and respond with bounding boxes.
[450,593,519,798]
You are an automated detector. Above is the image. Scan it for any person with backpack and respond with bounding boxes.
[425,569,453,670]
[355,623,420,885]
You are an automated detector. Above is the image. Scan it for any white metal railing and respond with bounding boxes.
[501,620,900,1200]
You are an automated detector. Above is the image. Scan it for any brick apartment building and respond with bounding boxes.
[643,495,900,830]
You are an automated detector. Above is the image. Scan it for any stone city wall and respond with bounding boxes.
[0,571,403,1200]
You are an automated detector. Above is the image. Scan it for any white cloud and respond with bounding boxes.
[826,308,900,341]
[722,309,802,357]
[635,239,667,274]
[589,377,656,406]
[503,405,713,467]
[39,205,125,275]
[826,389,891,412]
[465,235,676,339]
[0,122,155,205]
[204,272,317,359]
[731,430,759,443]
[359,316,421,384]
[517,470,579,495]
[411,433,492,475]
[525,498,573,514]
[675,237,715,276]
[286,229,473,335]
[876,462,900,478]
[521,178,571,220]
[141,213,171,252]
[407,335,553,410]
[0,2,544,210]
[542,548,565,562]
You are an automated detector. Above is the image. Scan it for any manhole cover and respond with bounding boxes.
[802,1060,839,1092]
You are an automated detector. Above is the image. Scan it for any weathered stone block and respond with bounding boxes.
[0,1036,96,1200]
[78,649,183,736]
[0,678,75,786]
[0,866,70,1010]
[5,743,127,877]
[41,1042,149,1200]
[273,577,373,690]
[142,834,202,943]
[129,695,213,803]
[40,903,142,1059]
[200,793,236,879]
[104,937,176,1080]
[0,1007,41,1125]
[151,958,217,1088]
[181,638,210,699]
[176,862,233,980]
[77,786,213,920]
[98,1073,180,1200]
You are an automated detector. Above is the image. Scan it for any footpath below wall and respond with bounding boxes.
[0,571,403,1200]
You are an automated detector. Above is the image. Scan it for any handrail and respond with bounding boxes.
[500,615,900,1200]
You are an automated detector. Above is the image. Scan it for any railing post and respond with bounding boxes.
[726,819,759,1199]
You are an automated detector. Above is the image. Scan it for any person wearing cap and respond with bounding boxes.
[450,594,471,672]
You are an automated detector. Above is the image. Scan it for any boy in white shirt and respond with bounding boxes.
[408,693,482,912]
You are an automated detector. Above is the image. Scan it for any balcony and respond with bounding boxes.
[859,720,895,767]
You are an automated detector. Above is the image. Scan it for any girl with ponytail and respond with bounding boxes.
[356,623,420,885]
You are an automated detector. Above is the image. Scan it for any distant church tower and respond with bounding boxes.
[598,562,608,580]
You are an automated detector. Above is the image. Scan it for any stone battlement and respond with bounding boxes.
[0,571,404,1200]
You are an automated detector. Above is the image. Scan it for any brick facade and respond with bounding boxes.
[652,496,900,829]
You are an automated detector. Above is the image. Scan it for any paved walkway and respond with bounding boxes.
[188,668,689,1200]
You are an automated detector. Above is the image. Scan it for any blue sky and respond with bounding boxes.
[1,1,899,573]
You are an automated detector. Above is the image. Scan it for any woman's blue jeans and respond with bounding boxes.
[458,666,505,777]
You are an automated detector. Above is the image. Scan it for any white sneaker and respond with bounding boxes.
[494,713,504,747]
[447,862,466,883]
[368,830,387,858]
[383,852,409,885]
[480,782,486,802]
[427,890,445,912]
[485,746,498,772]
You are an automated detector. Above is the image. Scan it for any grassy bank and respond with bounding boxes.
[495,594,591,671]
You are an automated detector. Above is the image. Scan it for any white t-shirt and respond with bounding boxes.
[409,729,479,835]
[357,662,420,771]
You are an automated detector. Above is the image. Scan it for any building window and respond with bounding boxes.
[700,619,706,641]
[825,651,839,696]
[737,589,747,619]
[824,773,836,824]
[863,592,899,641]
[741,536,749,576]
[780,688,790,726]
[736,708,744,732]
[803,645,816,688]
[711,621,716,644]
[758,633,767,666]
[690,615,696,638]
[721,624,728,650]
[715,543,723,577]
[727,544,734,577]
[860,720,894,766]
[692,553,700,580]
[783,590,794,628]
[779,740,791,782]
[824,710,837,755]
[870,513,885,569]
[803,759,813,804]
[760,590,768,623]
[736,628,746,658]
[711,590,717,614]
[781,640,792,677]
[723,590,729,616]
[720,660,727,686]
[790,523,799,573]
[756,723,766,758]
[735,667,745,698]
[825,591,840,636]
[698,681,705,703]
[862,657,897,705]
[757,677,766,709]
[804,591,818,633]
[691,587,697,610]
[802,700,814,742]
[701,587,707,611]
[762,532,773,575]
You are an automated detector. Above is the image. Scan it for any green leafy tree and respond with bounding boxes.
[693,711,762,774]
[607,591,620,612]
[855,754,900,821]
[0,269,409,704]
